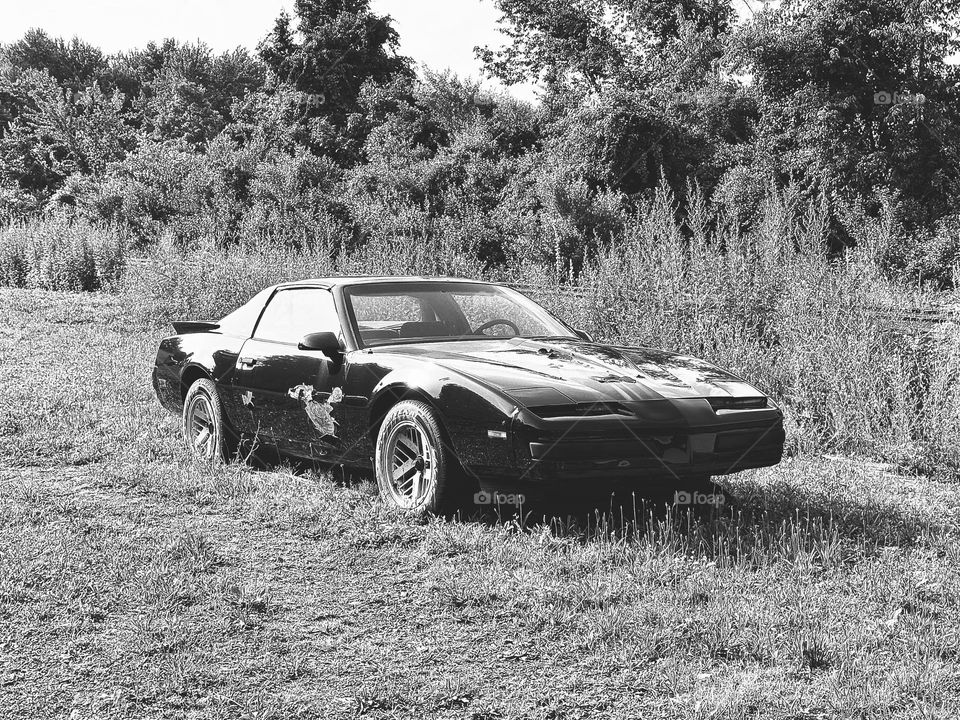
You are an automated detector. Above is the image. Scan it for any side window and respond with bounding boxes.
[254,288,340,344]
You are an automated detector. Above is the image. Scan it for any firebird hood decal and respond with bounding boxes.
[372,338,760,405]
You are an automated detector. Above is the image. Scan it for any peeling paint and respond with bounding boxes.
[592,374,637,384]
[287,385,343,436]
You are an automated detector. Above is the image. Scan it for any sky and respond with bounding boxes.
[0,0,539,99]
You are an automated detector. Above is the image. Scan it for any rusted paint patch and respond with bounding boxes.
[288,385,343,436]
[592,374,637,384]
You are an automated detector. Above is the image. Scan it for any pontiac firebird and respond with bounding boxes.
[151,277,784,512]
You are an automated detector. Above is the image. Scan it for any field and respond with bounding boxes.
[1,288,959,720]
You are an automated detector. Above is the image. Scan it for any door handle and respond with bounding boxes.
[238,357,258,368]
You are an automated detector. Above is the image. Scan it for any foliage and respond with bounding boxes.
[0,67,135,200]
[0,217,125,291]
[479,0,960,261]
[0,1,959,278]
[478,0,733,92]
[727,0,960,237]
[3,28,106,91]
[257,0,413,164]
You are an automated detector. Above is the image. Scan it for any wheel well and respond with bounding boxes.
[369,386,474,484]
[368,386,440,443]
[180,366,210,401]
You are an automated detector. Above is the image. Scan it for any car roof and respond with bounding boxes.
[273,276,502,290]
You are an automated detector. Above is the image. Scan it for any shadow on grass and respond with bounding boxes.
[454,465,953,565]
[232,443,954,563]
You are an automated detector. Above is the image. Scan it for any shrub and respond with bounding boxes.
[0,225,29,287]
[0,217,126,291]
[528,184,951,464]
[914,323,960,476]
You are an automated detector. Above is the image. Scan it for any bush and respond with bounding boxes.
[913,324,960,476]
[0,218,126,291]
[525,184,953,466]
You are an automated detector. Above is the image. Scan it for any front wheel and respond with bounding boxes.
[374,400,458,515]
[182,378,236,463]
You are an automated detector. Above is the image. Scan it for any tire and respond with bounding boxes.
[374,400,460,515]
[182,378,237,463]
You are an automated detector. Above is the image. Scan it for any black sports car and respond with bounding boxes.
[152,277,784,512]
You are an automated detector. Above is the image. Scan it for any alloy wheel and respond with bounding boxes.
[186,392,217,461]
[382,419,437,508]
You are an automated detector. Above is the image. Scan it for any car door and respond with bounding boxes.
[231,287,347,460]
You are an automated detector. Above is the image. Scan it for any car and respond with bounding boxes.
[152,276,785,513]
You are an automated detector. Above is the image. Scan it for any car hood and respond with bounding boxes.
[371,337,765,406]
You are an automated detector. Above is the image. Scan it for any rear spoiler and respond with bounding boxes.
[172,320,220,334]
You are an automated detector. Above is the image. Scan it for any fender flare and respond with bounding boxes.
[367,369,517,462]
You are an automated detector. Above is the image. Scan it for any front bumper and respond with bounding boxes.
[510,401,785,485]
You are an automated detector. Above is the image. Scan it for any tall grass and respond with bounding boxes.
[122,221,490,325]
[528,186,945,466]
[0,217,126,291]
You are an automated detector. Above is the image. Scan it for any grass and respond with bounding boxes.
[2,290,960,719]
[0,218,126,292]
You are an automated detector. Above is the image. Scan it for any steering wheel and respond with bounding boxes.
[473,318,521,337]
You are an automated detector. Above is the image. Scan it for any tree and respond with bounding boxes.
[728,0,960,230]
[477,0,733,93]
[258,0,412,125]
[142,67,221,145]
[0,69,135,205]
[478,0,749,203]
[109,41,263,140]
[4,29,106,91]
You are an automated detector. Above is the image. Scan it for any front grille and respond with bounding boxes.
[536,426,683,443]
[715,428,773,453]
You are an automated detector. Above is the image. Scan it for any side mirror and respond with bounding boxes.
[299,331,343,360]
[574,329,593,342]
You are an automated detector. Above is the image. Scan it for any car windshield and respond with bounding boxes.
[344,282,576,347]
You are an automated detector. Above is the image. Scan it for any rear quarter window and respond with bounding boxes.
[217,288,274,337]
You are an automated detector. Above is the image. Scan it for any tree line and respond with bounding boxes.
[2,0,959,286]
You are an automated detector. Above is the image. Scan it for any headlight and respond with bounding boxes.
[707,396,768,411]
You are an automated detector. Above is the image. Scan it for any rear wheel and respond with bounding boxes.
[374,401,458,515]
[182,378,236,463]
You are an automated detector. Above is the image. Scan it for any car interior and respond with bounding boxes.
[345,284,572,347]
[357,320,460,344]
